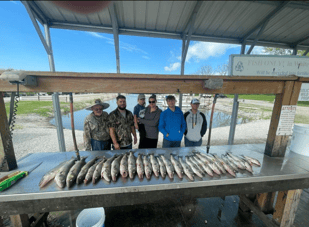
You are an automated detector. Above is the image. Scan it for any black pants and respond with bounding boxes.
[140,137,158,149]
[138,124,146,149]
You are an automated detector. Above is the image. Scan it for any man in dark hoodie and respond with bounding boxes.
[159,95,186,148]
[184,98,207,147]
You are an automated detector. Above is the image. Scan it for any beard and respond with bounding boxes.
[118,105,126,110]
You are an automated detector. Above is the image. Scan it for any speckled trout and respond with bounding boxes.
[149,154,160,177]
[128,151,137,179]
[160,155,174,180]
[179,157,194,181]
[54,157,76,188]
[76,157,99,184]
[101,155,118,182]
[66,156,87,188]
[170,154,183,179]
[156,156,166,179]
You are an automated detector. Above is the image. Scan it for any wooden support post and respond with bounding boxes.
[273,189,302,227]
[265,81,301,157]
[255,192,276,214]
[10,214,30,227]
[0,92,17,171]
[239,195,278,227]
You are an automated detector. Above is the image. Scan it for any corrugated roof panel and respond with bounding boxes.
[156,1,174,31]
[260,9,309,44]
[35,1,62,22]
[207,1,240,36]
[285,20,309,44]
[134,1,147,29]
[114,1,124,28]
[86,12,103,26]
[196,1,228,35]
[260,7,300,42]
[222,2,263,38]
[192,1,213,34]
[145,1,160,30]
[175,1,196,32]
[122,1,134,28]
[165,1,186,32]
[230,3,277,39]
[97,7,112,26]
[213,2,250,37]
[55,7,79,23]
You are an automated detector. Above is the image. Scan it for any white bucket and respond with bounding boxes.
[290,124,309,156]
[76,207,105,227]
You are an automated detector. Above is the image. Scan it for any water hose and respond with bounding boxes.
[207,94,218,153]
[69,93,80,160]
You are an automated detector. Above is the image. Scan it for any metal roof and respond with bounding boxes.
[25,1,309,50]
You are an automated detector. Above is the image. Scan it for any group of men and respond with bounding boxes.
[83,94,207,151]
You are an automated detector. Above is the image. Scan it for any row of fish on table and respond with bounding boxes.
[39,151,261,189]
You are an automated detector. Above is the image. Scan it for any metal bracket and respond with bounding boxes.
[0,71,37,86]
[204,78,223,90]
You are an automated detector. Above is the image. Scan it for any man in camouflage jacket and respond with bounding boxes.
[83,99,110,150]
[108,95,137,150]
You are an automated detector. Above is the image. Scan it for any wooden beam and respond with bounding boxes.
[239,195,278,227]
[273,190,302,227]
[10,214,30,227]
[255,192,276,214]
[0,93,17,171]
[0,78,285,94]
[0,70,300,81]
[265,81,295,157]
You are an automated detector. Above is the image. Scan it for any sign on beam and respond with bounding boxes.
[276,105,297,136]
[229,55,309,100]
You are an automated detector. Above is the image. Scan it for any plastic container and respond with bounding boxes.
[290,124,309,156]
[76,207,105,227]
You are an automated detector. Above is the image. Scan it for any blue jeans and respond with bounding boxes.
[91,139,111,151]
[112,144,132,150]
[184,137,202,147]
[162,139,181,148]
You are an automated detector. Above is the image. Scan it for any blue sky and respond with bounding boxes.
[1,1,265,75]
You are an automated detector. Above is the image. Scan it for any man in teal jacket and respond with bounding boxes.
[159,95,186,148]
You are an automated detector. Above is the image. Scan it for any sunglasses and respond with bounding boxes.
[149,101,156,104]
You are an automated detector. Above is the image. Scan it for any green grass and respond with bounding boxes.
[226,94,309,106]
[226,94,276,102]
[4,101,89,117]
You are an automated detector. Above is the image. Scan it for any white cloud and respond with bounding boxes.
[86,32,149,56]
[185,42,238,63]
[164,62,181,72]
[142,56,150,60]
[164,41,238,71]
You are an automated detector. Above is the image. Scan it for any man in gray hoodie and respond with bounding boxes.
[184,98,207,147]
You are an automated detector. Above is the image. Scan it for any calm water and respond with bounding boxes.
[50,94,248,130]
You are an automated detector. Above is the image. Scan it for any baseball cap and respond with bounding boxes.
[138,94,145,100]
[191,98,200,104]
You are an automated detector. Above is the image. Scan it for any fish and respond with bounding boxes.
[54,157,76,188]
[136,154,145,180]
[179,157,194,181]
[120,153,129,178]
[84,158,105,185]
[226,153,246,169]
[111,154,123,182]
[128,151,137,179]
[101,155,118,182]
[66,156,87,188]
[93,158,107,184]
[185,156,203,178]
[241,155,261,167]
[222,155,238,173]
[170,154,184,179]
[149,154,160,177]
[156,156,167,179]
[160,155,174,180]
[76,157,99,184]
[241,158,254,173]
[39,160,67,188]
[212,154,235,177]
[189,156,205,174]
[192,156,213,177]
[143,155,152,180]
[194,153,221,175]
